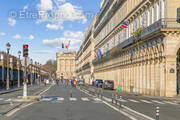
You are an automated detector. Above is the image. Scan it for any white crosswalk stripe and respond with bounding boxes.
[69,97,77,101]
[163,101,177,105]
[103,97,112,102]
[57,97,64,101]
[0,98,4,101]
[140,99,152,104]
[151,100,165,104]
[117,99,127,102]
[128,99,140,103]
[81,97,89,101]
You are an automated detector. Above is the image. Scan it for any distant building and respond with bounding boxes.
[56,52,76,80]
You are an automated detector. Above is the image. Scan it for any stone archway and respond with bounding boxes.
[177,49,180,94]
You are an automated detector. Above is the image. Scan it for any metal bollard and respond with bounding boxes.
[115,94,118,105]
[119,96,122,108]
[112,93,114,103]
[156,106,160,120]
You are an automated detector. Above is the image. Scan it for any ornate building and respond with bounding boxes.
[76,15,99,84]
[56,52,76,80]
[91,0,180,97]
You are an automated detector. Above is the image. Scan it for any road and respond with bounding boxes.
[3,84,132,120]
[80,85,180,120]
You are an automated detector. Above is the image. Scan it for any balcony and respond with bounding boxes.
[94,0,124,38]
[92,18,180,65]
[82,62,90,70]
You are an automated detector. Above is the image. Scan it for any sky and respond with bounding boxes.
[0,0,101,64]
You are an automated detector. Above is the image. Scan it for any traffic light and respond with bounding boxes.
[23,44,28,57]
[177,7,180,23]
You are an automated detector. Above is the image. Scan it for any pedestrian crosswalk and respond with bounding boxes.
[45,96,179,106]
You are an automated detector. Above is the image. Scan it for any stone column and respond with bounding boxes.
[165,56,177,97]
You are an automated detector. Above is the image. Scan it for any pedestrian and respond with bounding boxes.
[73,80,77,88]
[56,79,59,86]
[44,79,46,87]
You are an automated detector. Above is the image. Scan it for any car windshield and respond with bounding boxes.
[1,0,179,120]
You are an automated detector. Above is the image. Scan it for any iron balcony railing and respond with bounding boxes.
[92,18,180,64]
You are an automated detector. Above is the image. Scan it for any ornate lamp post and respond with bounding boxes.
[30,59,33,86]
[10,57,13,88]
[17,51,21,88]
[6,42,11,90]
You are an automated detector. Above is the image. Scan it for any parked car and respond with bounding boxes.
[103,80,114,90]
[95,79,103,88]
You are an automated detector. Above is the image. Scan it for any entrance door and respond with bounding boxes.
[177,49,180,94]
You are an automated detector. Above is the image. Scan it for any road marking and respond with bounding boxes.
[163,101,177,105]
[103,96,112,102]
[81,97,89,101]
[151,100,165,104]
[128,99,140,103]
[69,97,77,101]
[39,84,53,95]
[0,98,4,100]
[118,99,127,102]
[140,99,152,104]
[57,97,64,101]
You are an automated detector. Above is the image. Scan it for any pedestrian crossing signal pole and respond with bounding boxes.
[23,44,28,98]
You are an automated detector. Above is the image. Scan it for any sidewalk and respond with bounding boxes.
[0,84,48,116]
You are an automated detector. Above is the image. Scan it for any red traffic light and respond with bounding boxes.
[23,45,28,49]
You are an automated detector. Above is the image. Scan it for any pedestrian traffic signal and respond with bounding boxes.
[23,44,28,57]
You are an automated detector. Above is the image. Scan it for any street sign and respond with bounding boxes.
[177,7,180,23]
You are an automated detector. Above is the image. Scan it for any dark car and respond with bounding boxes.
[95,79,103,88]
[103,80,114,90]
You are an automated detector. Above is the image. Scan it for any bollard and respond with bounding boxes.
[101,90,103,99]
[112,93,114,103]
[119,96,122,108]
[156,106,160,120]
[115,94,118,105]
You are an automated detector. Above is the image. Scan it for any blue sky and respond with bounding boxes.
[0,0,101,64]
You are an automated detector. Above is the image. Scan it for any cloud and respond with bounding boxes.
[42,31,83,50]
[13,34,21,39]
[64,31,83,38]
[23,5,28,10]
[26,35,34,40]
[36,0,87,30]
[37,0,53,11]
[32,50,54,54]
[8,18,16,27]
[0,32,6,36]
[46,23,63,30]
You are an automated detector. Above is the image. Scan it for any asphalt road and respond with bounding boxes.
[80,85,180,120]
[4,84,132,120]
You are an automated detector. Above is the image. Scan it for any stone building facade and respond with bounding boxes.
[91,0,180,97]
[76,15,99,84]
[56,52,76,80]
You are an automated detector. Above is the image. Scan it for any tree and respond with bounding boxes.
[42,59,57,76]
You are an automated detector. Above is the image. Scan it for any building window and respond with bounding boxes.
[151,6,154,24]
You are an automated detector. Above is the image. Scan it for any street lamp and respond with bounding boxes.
[6,42,11,90]
[30,59,33,85]
[18,51,21,59]
[17,51,21,88]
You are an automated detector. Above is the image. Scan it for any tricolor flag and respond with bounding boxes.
[65,41,71,49]
[121,21,128,28]
[98,48,102,57]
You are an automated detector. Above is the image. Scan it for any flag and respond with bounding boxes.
[65,41,71,49]
[62,43,64,48]
[98,48,102,57]
[121,21,128,28]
